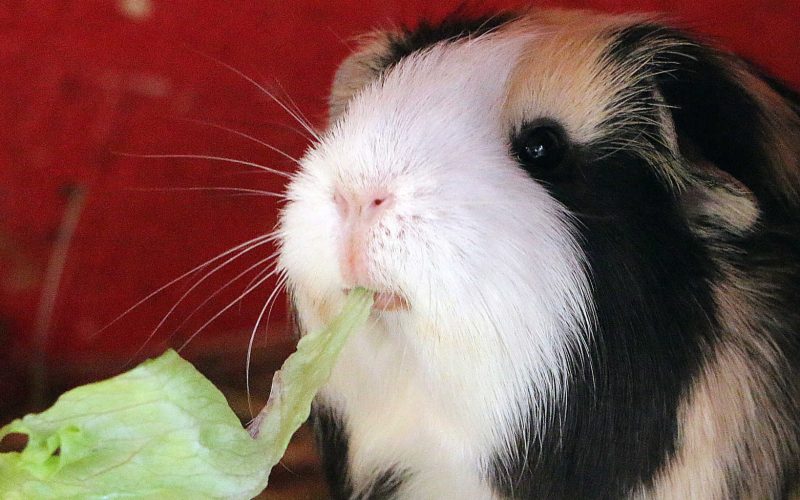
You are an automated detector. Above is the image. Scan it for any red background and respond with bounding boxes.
[1,1,799,396]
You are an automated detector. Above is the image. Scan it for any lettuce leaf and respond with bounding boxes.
[0,288,373,499]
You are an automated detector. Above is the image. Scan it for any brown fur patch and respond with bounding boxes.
[680,161,760,236]
[641,277,799,499]
[501,12,694,190]
[328,30,395,124]
[502,13,641,144]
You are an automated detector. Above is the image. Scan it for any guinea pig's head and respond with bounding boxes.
[277,10,800,388]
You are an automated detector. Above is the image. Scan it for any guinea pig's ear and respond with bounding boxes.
[609,25,800,229]
[329,13,518,125]
[328,31,396,125]
[678,158,761,236]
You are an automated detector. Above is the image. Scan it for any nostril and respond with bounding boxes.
[336,190,393,219]
[370,194,394,212]
[333,190,349,216]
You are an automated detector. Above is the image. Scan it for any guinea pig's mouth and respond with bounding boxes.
[344,289,410,312]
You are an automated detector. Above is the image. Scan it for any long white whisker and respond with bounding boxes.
[191,50,320,141]
[177,268,277,352]
[148,238,275,344]
[177,117,301,166]
[241,258,281,298]
[236,258,282,316]
[246,272,287,417]
[272,82,318,142]
[130,186,286,199]
[91,232,276,339]
[124,237,276,364]
[170,254,279,338]
[113,152,292,179]
[252,119,317,142]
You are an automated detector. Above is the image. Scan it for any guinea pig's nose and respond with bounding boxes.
[335,189,394,288]
[334,189,394,223]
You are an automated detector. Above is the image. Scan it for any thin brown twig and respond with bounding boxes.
[30,184,87,408]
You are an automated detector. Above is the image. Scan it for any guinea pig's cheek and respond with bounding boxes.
[278,196,342,301]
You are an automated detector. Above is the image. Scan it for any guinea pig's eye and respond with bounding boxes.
[512,125,568,173]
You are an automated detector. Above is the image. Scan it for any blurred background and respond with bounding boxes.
[1,0,798,497]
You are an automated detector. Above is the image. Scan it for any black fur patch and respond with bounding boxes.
[311,405,353,499]
[493,141,720,497]
[606,24,792,217]
[311,404,405,499]
[360,470,406,499]
[378,11,517,70]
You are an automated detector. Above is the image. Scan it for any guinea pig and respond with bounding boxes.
[276,8,800,499]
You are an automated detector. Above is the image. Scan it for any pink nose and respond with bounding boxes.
[333,189,394,222]
[334,189,394,286]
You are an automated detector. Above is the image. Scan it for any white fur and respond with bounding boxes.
[278,35,593,498]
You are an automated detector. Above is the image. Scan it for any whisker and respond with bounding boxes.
[169,254,279,339]
[219,171,286,177]
[177,117,302,166]
[242,257,282,296]
[129,186,286,199]
[123,237,276,364]
[326,26,355,52]
[177,267,278,353]
[272,81,319,141]
[112,152,292,179]
[146,238,275,347]
[91,232,276,339]
[189,49,321,142]
[250,119,318,142]
[246,271,288,417]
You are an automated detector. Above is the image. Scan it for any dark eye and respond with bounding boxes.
[512,125,568,172]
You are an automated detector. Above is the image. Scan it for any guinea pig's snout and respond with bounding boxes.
[333,189,394,222]
[334,188,408,311]
[334,188,394,285]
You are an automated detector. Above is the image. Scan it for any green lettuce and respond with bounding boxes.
[0,288,373,499]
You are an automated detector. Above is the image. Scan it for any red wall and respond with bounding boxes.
[2,1,799,372]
